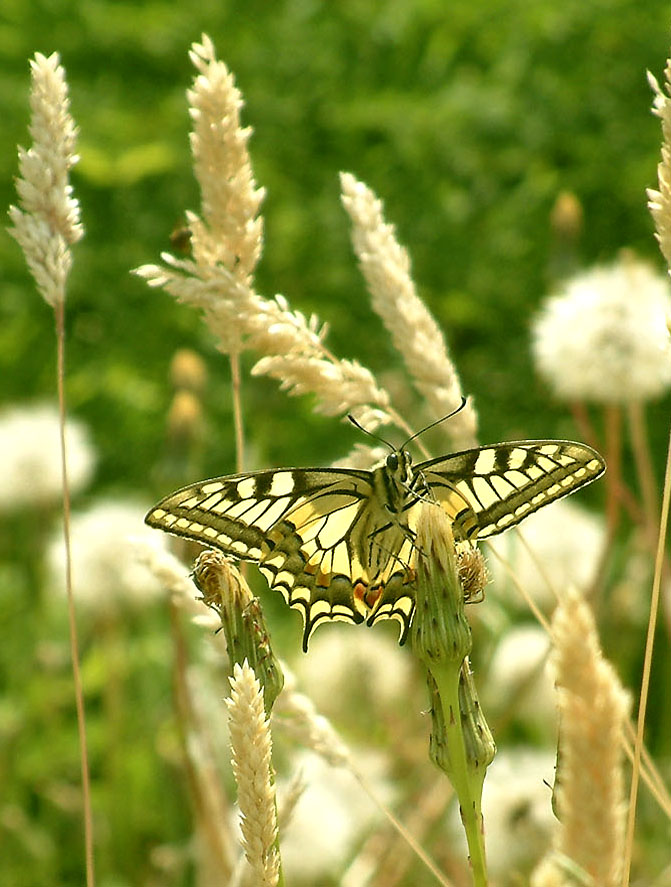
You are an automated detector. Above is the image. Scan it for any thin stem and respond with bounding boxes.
[168,600,236,879]
[370,778,454,887]
[604,404,623,535]
[484,541,551,633]
[55,299,95,887]
[230,351,245,473]
[569,399,603,452]
[621,422,671,887]
[627,401,659,538]
[622,723,671,818]
[350,770,453,887]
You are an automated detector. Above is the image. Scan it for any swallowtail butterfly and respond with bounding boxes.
[146,424,605,649]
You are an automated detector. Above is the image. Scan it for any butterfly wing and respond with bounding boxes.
[416,440,605,541]
[145,466,412,648]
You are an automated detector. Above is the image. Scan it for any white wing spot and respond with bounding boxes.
[474,449,497,474]
[236,477,256,498]
[231,540,248,554]
[496,513,516,527]
[507,448,529,470]
[270,471,296,497]
[202,481,225,494]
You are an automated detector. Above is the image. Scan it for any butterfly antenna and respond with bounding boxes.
[400,396,468,450]
[347,415,395,452]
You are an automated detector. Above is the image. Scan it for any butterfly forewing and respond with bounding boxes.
[417,440,605,540]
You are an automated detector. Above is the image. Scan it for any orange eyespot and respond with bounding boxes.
[363,585,383,610]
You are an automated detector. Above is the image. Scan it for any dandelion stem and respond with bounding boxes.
[55,298,95,887]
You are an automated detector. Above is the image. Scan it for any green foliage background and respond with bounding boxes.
[2,1,671,885]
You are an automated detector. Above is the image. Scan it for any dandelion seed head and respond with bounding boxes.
[48,499,167,613]
[0,404,94,510]
[280,749,392,882]
[294,626,413,716]
[487,499,604,611]
[532,256,671,402]
[484,625,556,735]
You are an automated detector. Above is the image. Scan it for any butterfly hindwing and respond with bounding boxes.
[416,440,605,540]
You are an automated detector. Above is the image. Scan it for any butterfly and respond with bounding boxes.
[145,423,605,650]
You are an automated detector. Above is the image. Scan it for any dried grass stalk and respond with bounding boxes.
[340,172,477,447]
[187,35,264,282]
[8,52,83,307]
[532,588,630,887]
[648,61,671,270]
[227,662,280,887]
[136,36,394,431]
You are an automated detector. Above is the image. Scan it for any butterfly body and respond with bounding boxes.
[146,439,605,649]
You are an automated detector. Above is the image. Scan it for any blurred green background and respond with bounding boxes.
[3,0,671,477]
[2,1,671,884]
